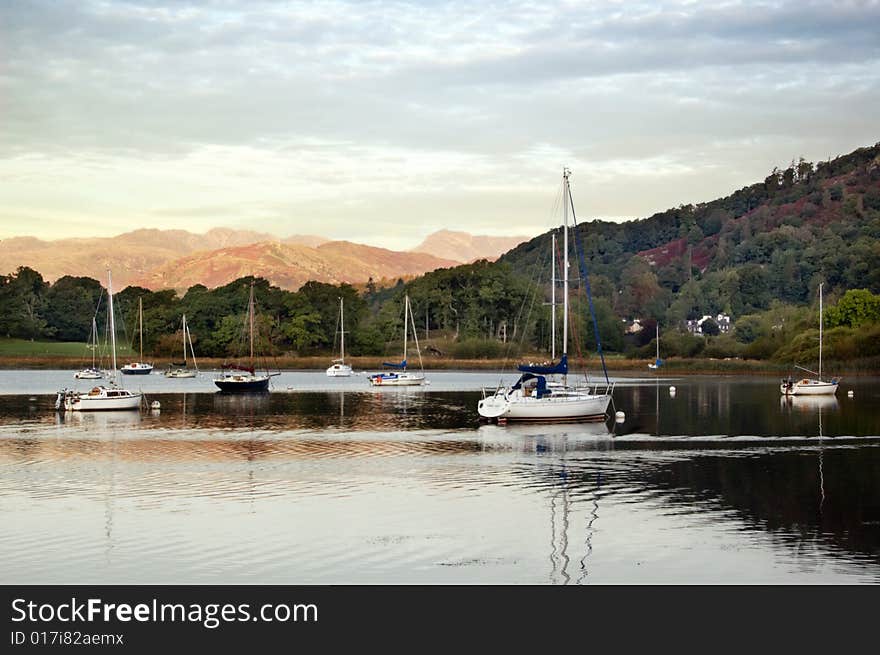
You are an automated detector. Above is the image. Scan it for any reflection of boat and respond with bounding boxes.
[59,409,142,428]
[326,297,353,377]
[781,394,840,412]
[214,282,280,393]
[368,294,426,386]
[75,315,104,379]
[478,169,613,422]
[165,314,199,378]
[781,283,839,396]
[57,271,142,411]
[121,297,154,375]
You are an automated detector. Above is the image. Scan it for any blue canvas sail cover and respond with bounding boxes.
[382,359,407,369]
[517,354,568,375]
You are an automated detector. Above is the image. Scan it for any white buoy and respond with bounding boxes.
[847,390,854,398]
[615,410,625,423]
[150,400,161,409]
[669,385,676,394]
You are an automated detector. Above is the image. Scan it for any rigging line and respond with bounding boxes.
[568,184,610,385]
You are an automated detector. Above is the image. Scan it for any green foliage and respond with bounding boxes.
[824,289,880,328]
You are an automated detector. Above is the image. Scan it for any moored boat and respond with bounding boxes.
[368,294,426,387]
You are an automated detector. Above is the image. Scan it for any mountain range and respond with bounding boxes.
[0,228,529,291]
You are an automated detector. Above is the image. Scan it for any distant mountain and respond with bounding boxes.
[132,241,460,292]
[410,230,530,262]
[0,228,329,289]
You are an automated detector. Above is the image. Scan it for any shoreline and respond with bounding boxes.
[0,354,871,376]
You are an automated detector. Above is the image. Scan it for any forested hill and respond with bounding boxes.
[501,142,880,322]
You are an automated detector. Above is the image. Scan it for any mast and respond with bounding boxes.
[182,314,187,365]
[656,323,660,362]
[108,270,117,384]
[91,317,98,368]
[403,294,409,365]
[818,282,823,381]
[340,297,345,363]
[138,297,143,359]
[249,281,255,365]
[562,169,570,381]
[551,231,556,360]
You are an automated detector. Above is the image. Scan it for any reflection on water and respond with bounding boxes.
[0,375,878,583]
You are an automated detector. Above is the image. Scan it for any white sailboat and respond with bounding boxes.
[368,294,426,386]
[57,271,142,411]
[326,297,353,377]
[478,169,613,422]
[648,323,663,369]
[165,314,199,378]
[781,282,840,396]
[121,296,154,375]
[74,315,104,379]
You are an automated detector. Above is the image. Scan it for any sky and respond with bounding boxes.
[0,0,878,250]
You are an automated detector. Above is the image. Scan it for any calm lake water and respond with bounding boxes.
[1,370,878,584]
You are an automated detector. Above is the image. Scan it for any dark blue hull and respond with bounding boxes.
[214,378,270,393]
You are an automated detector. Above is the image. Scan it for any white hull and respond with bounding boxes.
[74,369,103,379]
[478,388,612,421]
[369,373,425,386]
[165,369,197,378]
[326,364,352,377]
[60,387,142,411]
[121,362,153,375]
[780,379,839,396]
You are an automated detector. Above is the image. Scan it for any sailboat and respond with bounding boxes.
[478,169,613,422]
[57,271,143,411]
[214,282,280,392]
[326,297,353,377]
[121,296,153,375]
[74,315,104,379]
[781,283,840,396]
[648,323,663,369]
[165,314,199,378]
[368,294,426,386]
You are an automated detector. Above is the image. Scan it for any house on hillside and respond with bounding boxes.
[687,313,732,336]
[625,319,644,334]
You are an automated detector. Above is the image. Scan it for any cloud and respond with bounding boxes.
[0,0,878,247]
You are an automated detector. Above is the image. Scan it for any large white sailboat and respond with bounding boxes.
[121,296,154,375]
[478,169,613,422]
[57,271,143,411]
[165,314,199,378]
[781,283,840,396]
[326,297,353,377]
[368,294,426,386]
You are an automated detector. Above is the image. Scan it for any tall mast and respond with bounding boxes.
[108,270,117,384]
[249,282,255,364]
[339,297,345,363]
[138,297,143,359]
[182,314,187,365]
[551,231,556,360]
[91,317,98,368]
[656,323,660,361]
[403,294,409,365]
[562,169,570,368]
[818,282,823,380]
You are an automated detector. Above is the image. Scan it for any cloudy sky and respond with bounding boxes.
[1,0,878,250]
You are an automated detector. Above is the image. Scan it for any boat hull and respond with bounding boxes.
[74,369,103,379]
[62,391,142,411]
[121,363,153,375]
[326,364,352,377]
[165,369,197,378]
[478,390,612,422]
[368,373,425,386]
[214,377,271,392]
[780,379,839,396]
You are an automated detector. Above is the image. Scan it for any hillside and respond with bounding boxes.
[132,241,459,292]
[501,142,880,322]
[410,229,529,262]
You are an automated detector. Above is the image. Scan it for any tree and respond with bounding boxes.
[701,317,721,336]
[824,289,880,328]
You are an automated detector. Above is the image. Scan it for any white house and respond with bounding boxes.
[687,313,732,336]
